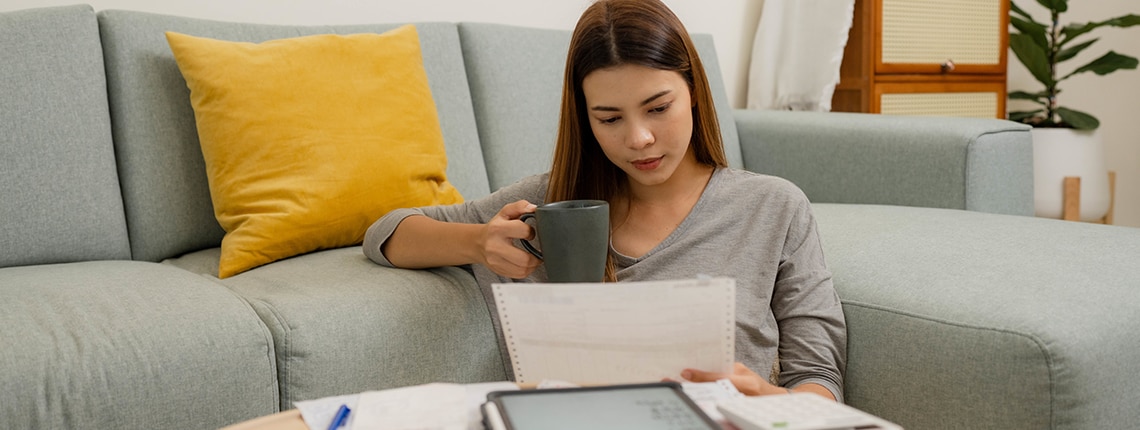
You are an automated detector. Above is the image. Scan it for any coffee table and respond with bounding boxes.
[221,409,308,430]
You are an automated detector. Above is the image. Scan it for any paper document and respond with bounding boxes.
[294,393,360,430]
[352,383,466,429]
[295,381,518,430]
[492,277,735,384]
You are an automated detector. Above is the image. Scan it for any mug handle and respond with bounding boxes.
[518,213,543,260]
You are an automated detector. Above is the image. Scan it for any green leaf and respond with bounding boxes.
[1055,38,1097,63]
[1061,22,1096,43]
[1010,110,1045,123]
[1064,51,1139,80]
[1056,107,1099,130]
[1105,14,1140,28]
[1035,0,1067,13]
[1011,16,1050,49]
[1009,91,1048,105]
[1010,33,1055,87]
[1062,15,1140,44]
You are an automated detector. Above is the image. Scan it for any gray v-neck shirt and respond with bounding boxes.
[364,168,846,401]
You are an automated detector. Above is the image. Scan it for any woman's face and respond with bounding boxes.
[581,64,696,188]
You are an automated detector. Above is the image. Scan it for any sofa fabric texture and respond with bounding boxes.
[0,261,278,429]
[3,4,1137,430]
[735,110,1034,216]
[815,204,1140,429]
[0,5,130,267]
[164,247,507,410]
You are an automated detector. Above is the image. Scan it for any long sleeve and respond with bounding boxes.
[612,168,846,401]
[770,196,846,402]
[362,173,548,267]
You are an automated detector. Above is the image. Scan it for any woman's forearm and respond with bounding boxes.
[382,215,483,268]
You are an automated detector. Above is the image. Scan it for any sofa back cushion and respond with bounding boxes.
[0,5,131,268]
[457,23,742,191]
[97,11,491,262]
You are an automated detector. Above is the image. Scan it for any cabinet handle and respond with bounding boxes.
[940,60,956,73]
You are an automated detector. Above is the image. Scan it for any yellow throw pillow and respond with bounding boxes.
[167,26,463,278]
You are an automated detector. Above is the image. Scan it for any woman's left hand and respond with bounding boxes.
[680,362,784,396]
[681,362,837,401]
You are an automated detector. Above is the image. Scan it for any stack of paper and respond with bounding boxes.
[492,277,737,384]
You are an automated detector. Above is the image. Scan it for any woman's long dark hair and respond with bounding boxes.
[547,0,728,281]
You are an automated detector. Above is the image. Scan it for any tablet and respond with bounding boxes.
[482,382,719,430]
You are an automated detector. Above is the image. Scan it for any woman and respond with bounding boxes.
[364,0,846,401]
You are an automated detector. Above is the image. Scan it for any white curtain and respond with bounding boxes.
[747,0,855,111]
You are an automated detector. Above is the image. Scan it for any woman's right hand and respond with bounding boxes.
[477,200,541,279]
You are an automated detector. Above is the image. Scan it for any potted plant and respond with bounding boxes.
[1008,0,1138,221]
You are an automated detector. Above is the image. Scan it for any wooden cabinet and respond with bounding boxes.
[832,0,1009,119]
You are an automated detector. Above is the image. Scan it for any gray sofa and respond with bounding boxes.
[2,4,1137,430]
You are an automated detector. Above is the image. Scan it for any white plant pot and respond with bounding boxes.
[1032,128,1110,221]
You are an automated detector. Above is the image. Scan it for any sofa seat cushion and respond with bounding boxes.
[0,261,277,429]
[0,5,129,267]
[164,247,506,409]
[813,203,1140,429]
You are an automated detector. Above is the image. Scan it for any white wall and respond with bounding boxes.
[1007,0,1140,228]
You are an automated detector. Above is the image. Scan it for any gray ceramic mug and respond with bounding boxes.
[519,200,610,283]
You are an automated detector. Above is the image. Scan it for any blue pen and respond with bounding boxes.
[327,404,351,430]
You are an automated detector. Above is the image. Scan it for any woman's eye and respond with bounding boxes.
[598,116,620,124]
[650,103,671,114]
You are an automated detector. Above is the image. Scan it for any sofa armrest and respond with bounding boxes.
[733,110,1033,216]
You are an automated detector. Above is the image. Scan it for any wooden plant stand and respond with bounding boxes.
[1062,171,1116,224]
